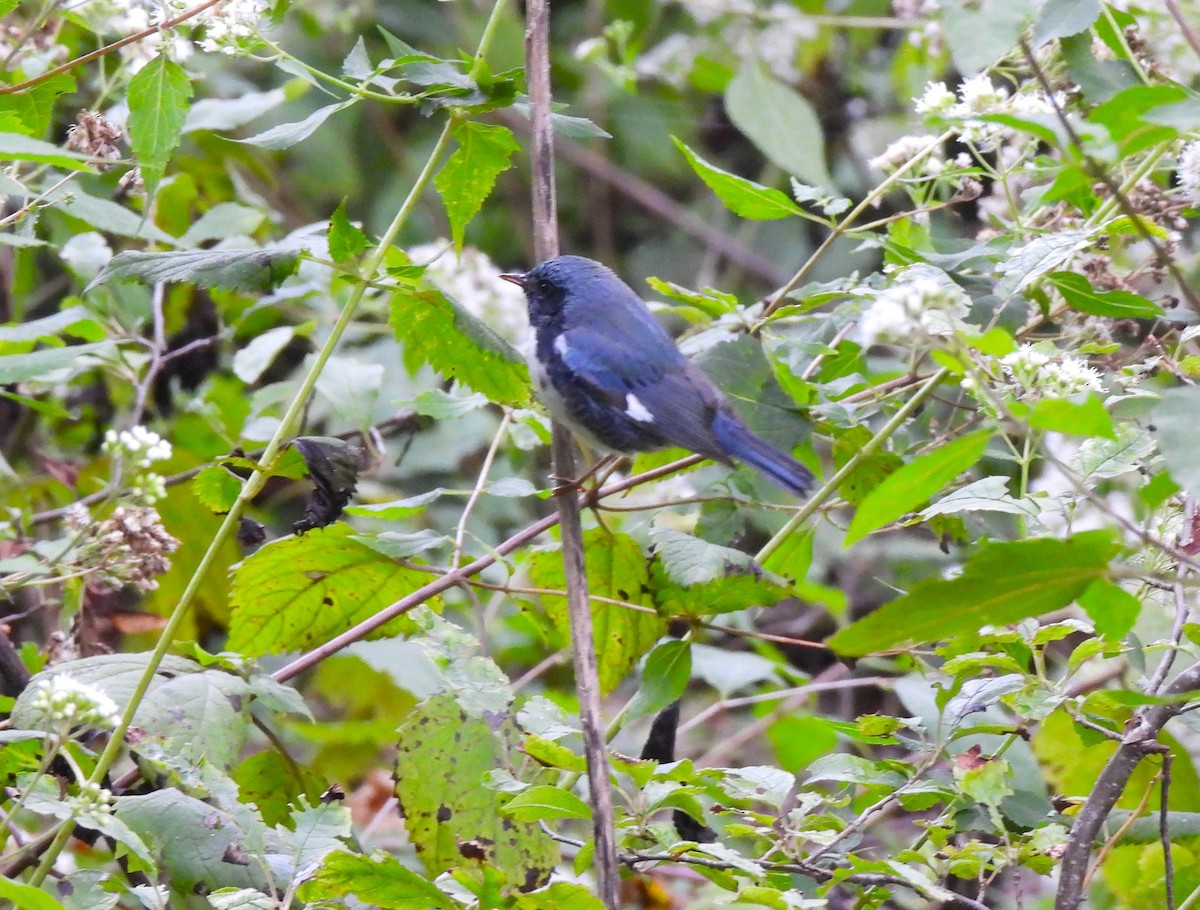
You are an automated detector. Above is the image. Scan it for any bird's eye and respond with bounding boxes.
[535,277,553,295]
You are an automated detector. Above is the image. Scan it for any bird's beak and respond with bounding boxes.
[499,272,527,288]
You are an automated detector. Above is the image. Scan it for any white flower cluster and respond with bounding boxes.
[915,76,1067,151]
[858,265,971,347]
[1178,141,1200,205]
[104,426,172,469]
[194,0,270,55]
[408,242,530,348]
[26,674,121,732]
[868,134,945,176]
[963,345,1105,410]
[68,781,116,826]
[70,0,265,61]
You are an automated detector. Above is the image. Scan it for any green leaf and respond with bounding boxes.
[1025,394,1116,440]
[724,64,831,189]
[13,654,253,770]
[434,121,519,253]
[116,789,269,894]
[940,0,1037,75]
[529,529,666,694]
[88,248,300,293]
[515,883,606,910]
[626,639,692,720]
[1152,386,1200,497]
[229,523,430,655]
[844,430,993,547]
[302,850,454,909]
[233,325,297,384]
[673,138,803,220]
[998,229,1095,297]
[237,100,355,149]
[389,285,530,407]
[0,72,75,139]
[649,527,791,616]
[829,531,1120,656]
[502,785,592,821]
[1078,579,1141,641]
[1032,0,1101,45]
[126,54,193,198]
[394,693,557,881]
[0,878,68,910]
[1047,271,1164,318]
[1061,32,1139,103]
[1089,84,1187,154]
[192,465,243,513]
[0,132,95,170]
[0,341,115,384]
[328,199,370,264]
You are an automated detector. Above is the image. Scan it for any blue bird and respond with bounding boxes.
[500,255,814,496]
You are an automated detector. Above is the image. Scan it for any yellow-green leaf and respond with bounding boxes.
[434,121,518,253]
[229,523,430,655]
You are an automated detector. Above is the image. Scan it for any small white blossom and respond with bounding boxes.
[868,134,944,176]
[60,232,113,281]
[104,426,172,468]
[964,344,1105,411]
[130,472,168,505]
[26,674,121,732]
[914,81,956,116]
[957,74,1009,114]
[68,781,116,825]
[195,0,269,55]
[858,265,970,346]
[1179,142,1200,204]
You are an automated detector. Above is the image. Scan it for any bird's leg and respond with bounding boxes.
[550,445,618,500]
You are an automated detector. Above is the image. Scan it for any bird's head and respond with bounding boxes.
[500,255,620,320]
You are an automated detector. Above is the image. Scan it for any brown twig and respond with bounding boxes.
[1055,661,1200,910]
[524,1,619,906]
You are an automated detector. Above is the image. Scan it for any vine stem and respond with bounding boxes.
[23,20,485,884]
[755,367,950,565]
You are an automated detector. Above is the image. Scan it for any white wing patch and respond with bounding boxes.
[625,393,654,423]
[554,334,570,360]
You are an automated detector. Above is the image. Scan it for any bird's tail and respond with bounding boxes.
[711,411,814,497]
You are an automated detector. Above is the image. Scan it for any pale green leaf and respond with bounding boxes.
[1151,386,1200,496]
[237,100,355,149]
[725,64,831,188]
[1033,0,1102,45]
[0,878,68,910]
[302,850,454,909]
